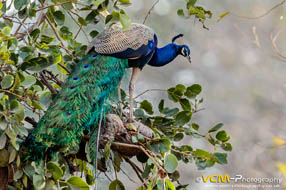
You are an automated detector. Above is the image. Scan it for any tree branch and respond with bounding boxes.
[14,12,46,41]
[39,72,59,94]
[36,1,73,12]
[232,0,286,19]
[270,30,286,62]
[44,15,76,60]
[42,70,63,86]
[143,0,160,24]
[63,7,90,43]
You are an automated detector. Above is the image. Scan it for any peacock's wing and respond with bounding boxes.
[86,23,157,58]
[24,54,128,161]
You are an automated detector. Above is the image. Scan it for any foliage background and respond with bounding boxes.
[132,0,286,189]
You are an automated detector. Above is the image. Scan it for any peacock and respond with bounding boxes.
[23,23,191,166]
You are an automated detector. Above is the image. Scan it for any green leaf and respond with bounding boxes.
[162,108,179,117]
[164,154,178,173]
[119,10,131,31]
[158,99,164,112]
[221,143,232,151]
[8,147,16,163]
[140,100,153,115]
[175,111,192,126]
[119,0,130,4]
[86,173,95,185]
[1,74,14,89]
[32,100,42,110]
[185,84,202,98]
[89,30,99,38]
[13,170,23,181]
[18,7,27,19]
[216,130,230,142]
[22,75,36,87]
[67,176,89,190]
[14,0,28,10]
[21,57,51,72]
[165,179,176,190]
[0,149,8,167]
[54,10,65,25]
[30,28,40,41]
[86,10,98,24]
[156,179,163,190]
[113,151,121,172]
[208,123,223,133]
[179,98,191,111]
[187,0,197,7]
[213,152,227,164]
[159,138,171,153]
[40,35,54,44]
[192,149,210,159]
[177,9,185,17]
[109,180,125,190]
[217,11,230,22]
[78,17,87,26]
[134,109,144,118]
[59,26,73,41]
[0,133,7,149]
[142,162,152,179]
[174,133,184,141]
[192,123,199,130]
[104,142,111,160]
[47,162,63,180]
[33,174,45,189]
[174,84,186,96]
[181,145,193,152]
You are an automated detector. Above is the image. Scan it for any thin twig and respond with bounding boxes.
[134,89,166,99]
[36,1,73,12]
[74,26,82,40]
[252,26,260,48]
[112,142,165,174]
[45,15,76,59]
[104,172,112,181]
[14,12,46,40]
[63,7,90,42]
[270,30,286,61]
[143,0,160,24]
[43,70,63,86]
[58,63,71,74]
[39,72,59,94]
[232,0,286,19]
[0,89,26,101]
[124,158,146,187]
[14,16,28,37]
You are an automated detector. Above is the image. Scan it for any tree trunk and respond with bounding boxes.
[0,167,8,190]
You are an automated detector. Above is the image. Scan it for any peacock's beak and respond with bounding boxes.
[187,55,192,64]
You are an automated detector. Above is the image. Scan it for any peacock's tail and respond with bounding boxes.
[23,54,128,162]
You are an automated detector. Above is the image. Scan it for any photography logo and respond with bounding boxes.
[195,174,283,189]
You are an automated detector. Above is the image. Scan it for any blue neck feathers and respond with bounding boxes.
[147,43,183,67]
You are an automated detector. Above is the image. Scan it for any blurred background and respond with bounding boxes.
[94,0,286,189]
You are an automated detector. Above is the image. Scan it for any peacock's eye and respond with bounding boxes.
[66,111,72,118]
[181,47,187,56]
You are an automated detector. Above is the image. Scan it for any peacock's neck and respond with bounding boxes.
[147,43,180,67]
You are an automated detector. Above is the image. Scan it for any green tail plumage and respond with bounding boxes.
[24,54,128,162]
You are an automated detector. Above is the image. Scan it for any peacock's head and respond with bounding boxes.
[172,34,191,64]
